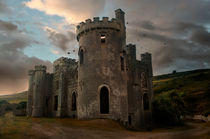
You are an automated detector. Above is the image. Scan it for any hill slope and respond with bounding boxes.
[0,91,27,103]
[153,69,210,115]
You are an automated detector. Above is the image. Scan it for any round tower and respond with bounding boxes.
[76,9,128,122]
[32,65,46,117]
[27,70,35,117]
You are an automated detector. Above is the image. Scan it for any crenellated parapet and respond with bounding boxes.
[76,17,122,41]
[54,57,77,66]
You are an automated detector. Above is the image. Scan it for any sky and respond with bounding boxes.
[0,0,210,95]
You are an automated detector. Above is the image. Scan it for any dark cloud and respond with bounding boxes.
[0,20,17,31]
[0,20,52,94]
[190,29,210,46]
[46,28,76,52]
[119,0,210,74]
[128,21,210,75]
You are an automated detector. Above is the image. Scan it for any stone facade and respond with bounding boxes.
[27,9,153,129]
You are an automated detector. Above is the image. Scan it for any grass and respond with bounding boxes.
[0,112,126,139]
[0,112,209,139]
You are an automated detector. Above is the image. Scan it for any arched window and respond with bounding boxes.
[72,92,76,111]
[143,93,150,110]
[79,49,84,64]
[100,86,109,114]
[141,72,147,88]
[54,95,58,111]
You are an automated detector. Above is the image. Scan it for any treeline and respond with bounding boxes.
[0,100,26,116]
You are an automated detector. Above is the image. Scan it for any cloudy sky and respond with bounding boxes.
[0,0,210,95]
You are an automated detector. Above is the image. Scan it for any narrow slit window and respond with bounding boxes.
[79,49,84,64]
[54,95,58,111]
[120,56,124,71]
[101,34,106,43]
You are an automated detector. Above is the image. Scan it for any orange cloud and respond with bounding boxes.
[24,0,105,23]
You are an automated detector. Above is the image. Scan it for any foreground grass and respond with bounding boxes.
[0,112,43,139]
[0,112,210,139]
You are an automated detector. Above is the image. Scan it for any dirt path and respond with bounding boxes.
[31,120,210,139]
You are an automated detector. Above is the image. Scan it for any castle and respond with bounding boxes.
[27,9,153,129]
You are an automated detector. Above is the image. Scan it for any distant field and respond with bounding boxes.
[0,91,27,103]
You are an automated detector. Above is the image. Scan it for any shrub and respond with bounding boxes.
[153,90,186,126]
[16,101,27,110]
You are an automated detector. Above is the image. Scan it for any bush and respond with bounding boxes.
[153,90,186,126]
[16,101,27,110]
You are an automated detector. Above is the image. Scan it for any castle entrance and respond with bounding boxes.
[100,86,109,114]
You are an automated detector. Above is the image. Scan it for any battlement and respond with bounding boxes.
[141,52,152,61]
[76,17,121,41]
[34,65,47,71]
[126,44,136,60]
[53,57,77,66]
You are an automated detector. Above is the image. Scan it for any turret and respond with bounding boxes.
[141,53,153,77]
[115,9,125,25]
[32,65,47,117]
[27,70,35,117]
[115,9,126,50]
[126,44,136,62]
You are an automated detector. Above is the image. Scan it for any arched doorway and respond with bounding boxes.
[143,93,149,110]
[100,86,109,114]
[72,92,76,111]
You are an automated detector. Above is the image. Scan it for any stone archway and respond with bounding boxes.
[100,86,109,114]
[143,93,149,110]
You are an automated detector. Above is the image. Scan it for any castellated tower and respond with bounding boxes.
[32,65,47,117]
[27,9,153,129]
[76,9,128,121]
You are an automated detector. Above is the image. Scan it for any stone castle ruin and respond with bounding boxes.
[27,9,153,129]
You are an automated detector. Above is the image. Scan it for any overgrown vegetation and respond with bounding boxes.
[153,90,186,126]
[153,69,210,125]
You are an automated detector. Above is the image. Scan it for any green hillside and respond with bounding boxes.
[153,69,210,115]
[0,91,27,103]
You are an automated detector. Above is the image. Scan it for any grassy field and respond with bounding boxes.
[0,112,210,139]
